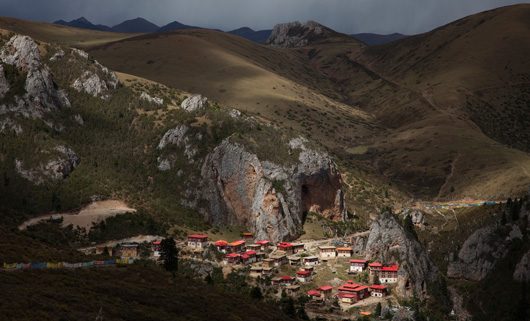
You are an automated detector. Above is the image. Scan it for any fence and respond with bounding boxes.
[1,258,135,272]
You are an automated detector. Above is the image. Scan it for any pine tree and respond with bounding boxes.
[160,237,179,275]
[250,286,263,300]
[375,302,382,317]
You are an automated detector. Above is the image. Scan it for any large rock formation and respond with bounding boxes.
[15,145,80,185]
[70,49,118,99]
[181,94,208,112]
[156,124,201,170]
[267,21,334,48]
[200,138,345,242]
[0,35,70,117]
[356,211,438,298]
[447,224,523,281]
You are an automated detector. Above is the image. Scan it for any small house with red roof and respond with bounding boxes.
[241,232,254,242]
[296,270,313,283]
[187,234,209,249]
[256,240,271,251]
[368,262,383,277]
[370,284,388,297]
[151,240,161,258]
[277,242,295,254]
[380,264,399,283]
[318,285,333,298]
[318,246,337,259]
[349,259,368,273]
[214,240,228,253]
[337,292,356,305]
[225,253,241,264]
[227,240,246,253]
[241,250,257,264]
[307,290,323,301]
[336,247,353,258]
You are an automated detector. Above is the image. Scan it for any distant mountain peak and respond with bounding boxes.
[111,17,159,33]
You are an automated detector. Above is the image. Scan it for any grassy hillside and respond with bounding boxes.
[0,264,295,321]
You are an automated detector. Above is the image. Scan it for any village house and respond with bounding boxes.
[369,262,383,277]
[380,264,399,283]
[338,282,369,302]
[151,240,161,258]
[319,246,337,259]
[370,284,388,297]
[256,240,271,252]
[262,266,274,276]
[336,247,353,258]
[296,270,313,283]
[117,243,138,258]
[301,265,315,273]
[241,250,257,264]
[277,242,295,255]
[242,232,254,242]
[288,255,301,266]
[270,253,287,267]
[349,259,368,273]
[337,292,356,305]
[272,276,295,286]
[262,258,275,268]
[292,243,305,254]
[225,253,241,264]
[317,285,333,299]
[214,240,228,253]
[303,256,319,266]
[246,243,261,252]
[249,266,263,278]
[307,290,323,301]
[187,234,209,250]
[285,285,301,296]
[227,240,246,253]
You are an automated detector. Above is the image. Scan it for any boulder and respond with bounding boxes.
[200,138,345,242]
[72,71,108,98]
[140,92,163,105]
[181,94,208,112]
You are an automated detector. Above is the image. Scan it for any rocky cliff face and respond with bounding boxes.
[15,145,80,185]
[0,35,70,118]
[513,250,530,282]
[354,211,438,298]
[267,21,334,48]
[447,224,523,281]
[200,137,346,241]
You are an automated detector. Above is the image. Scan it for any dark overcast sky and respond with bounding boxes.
[0,0,527,34]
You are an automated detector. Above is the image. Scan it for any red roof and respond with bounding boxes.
[307,290,321,297]
[152,240,161,245]
[350,259,367,264]
[256,240,270,245]
[244,250,257,256]
[381,264,399,272]
[228,240,246,247]
[241,254,250,260]
[318,285,333,291]
[280,276,294,281]
[214,240,228,246]
[225,253,240,258]
[296,270,311,276]
[188,234,208,240]
[353,286,369,291]
[369,262,382,267]
[370,285,387,290]
[343,282,361,288]
[278,242,293,248]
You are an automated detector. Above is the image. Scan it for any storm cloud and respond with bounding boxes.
[0,0,526,34]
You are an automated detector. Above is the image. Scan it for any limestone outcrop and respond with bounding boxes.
[70,49,118,99]
[447,224,523,281]
[267,21,333,48]
[156,124,200,170]
[200,137,345,242]
[354,211,438,298]
[15,145,80,185]
[0,35,70,117]
[181,94,208,112]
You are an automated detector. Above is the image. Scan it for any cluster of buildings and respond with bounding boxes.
[307,281,390,305]
[79,240,163,260]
